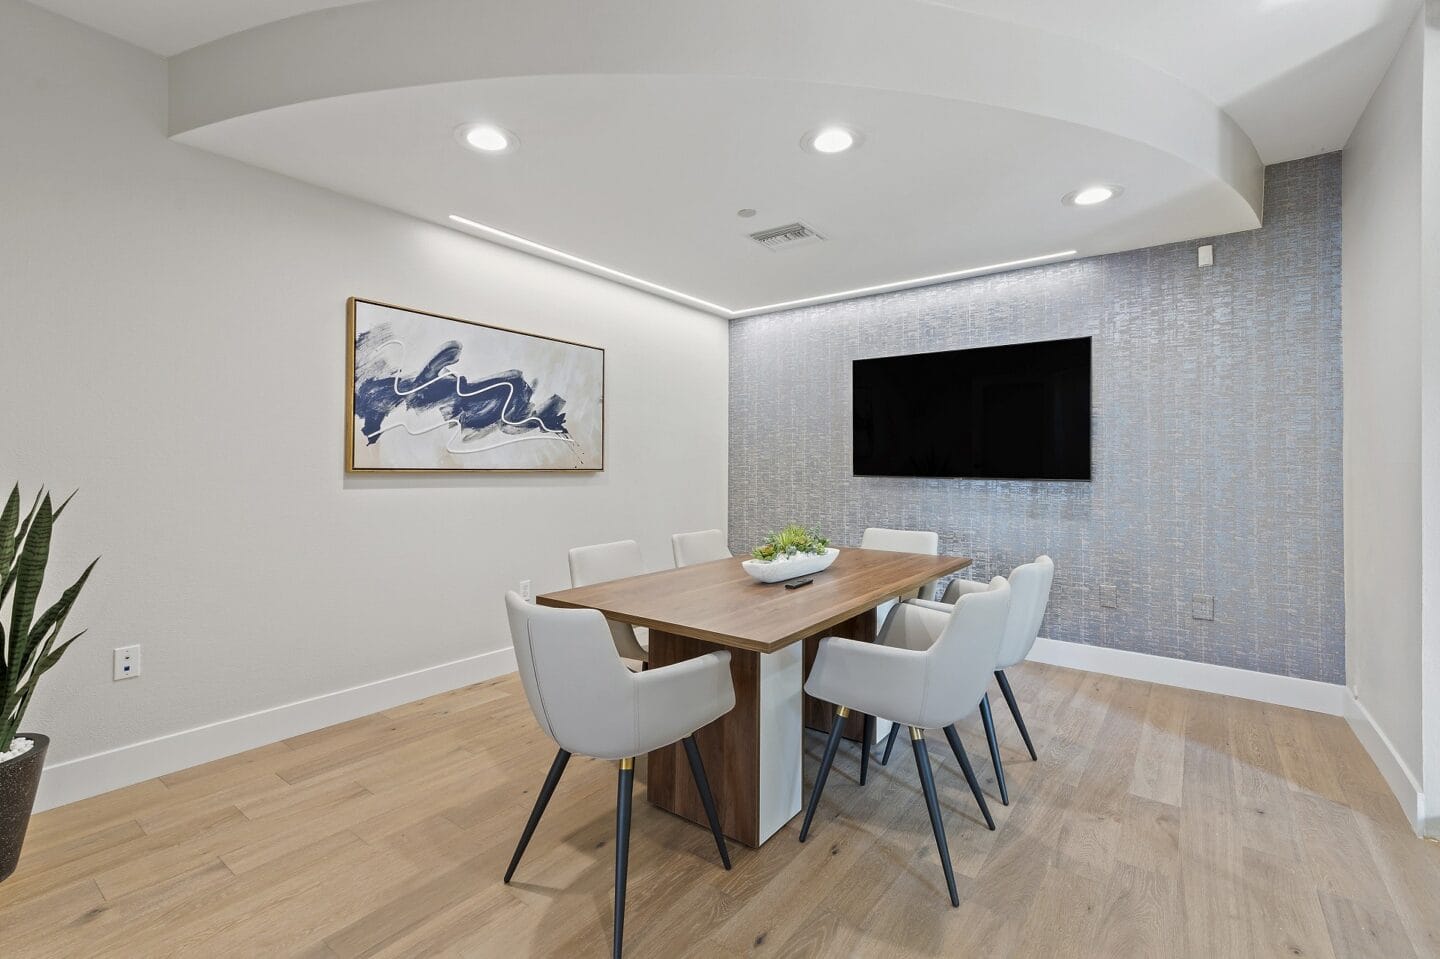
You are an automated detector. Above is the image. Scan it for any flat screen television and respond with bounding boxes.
[853,336,1091,480]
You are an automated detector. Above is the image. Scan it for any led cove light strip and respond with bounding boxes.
[449,213,1076,318]
[448,214,730,313]
[732,250,1079,315]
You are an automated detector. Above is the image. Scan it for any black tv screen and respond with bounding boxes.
[853,337,1091,480]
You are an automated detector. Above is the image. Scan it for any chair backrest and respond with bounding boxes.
[505,591,637,757]
[672,529,731,567]
[920,576,1012,728]
[569,539,644,587]
[998,555,1054,668]
[861,527,940,600]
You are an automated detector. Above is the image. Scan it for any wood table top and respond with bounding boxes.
[536,547,971,654]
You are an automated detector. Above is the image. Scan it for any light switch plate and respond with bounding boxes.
[1192,594,1215,620]
[1198,244,1215,268]
[1099,584,1118,608]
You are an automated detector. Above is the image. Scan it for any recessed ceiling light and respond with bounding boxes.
[737,208,757,218]
[802,126,863,155]
[1064,184,1122,206]
[455,123,517,155]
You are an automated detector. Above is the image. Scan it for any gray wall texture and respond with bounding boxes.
[729,154,1344,683]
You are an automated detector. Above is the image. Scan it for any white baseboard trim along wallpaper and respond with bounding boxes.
[36,646,518,813]
[1027,637,1346,715]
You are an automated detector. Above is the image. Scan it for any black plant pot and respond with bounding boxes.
[0,733,48,884]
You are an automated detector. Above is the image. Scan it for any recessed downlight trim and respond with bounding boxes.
[447,212,1075,319]
[454,122,518,155]
[801,125,864,155]
[1063,184,1123,207]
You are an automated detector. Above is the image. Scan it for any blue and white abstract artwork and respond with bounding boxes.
[348,299,604,471]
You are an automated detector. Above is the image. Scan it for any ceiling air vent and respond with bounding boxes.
[748,221,826,251]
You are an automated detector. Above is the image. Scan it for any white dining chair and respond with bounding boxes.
[855,527,940,774]
[503,592,735,959]
[859,527,941,603]
[885,555,1055,806]
[800,577,1011,906]
[569,540,650,663]
[671,529,731,567]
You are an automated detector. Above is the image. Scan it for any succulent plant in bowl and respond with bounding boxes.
[749,525,830,562]
[743,526,838,583]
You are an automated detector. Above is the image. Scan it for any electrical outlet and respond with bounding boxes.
[1192,594,1215,621]
[519,579,533,602]
[1198,243,1215,268]
[1099,584,1118,608]
[113,645,141,681]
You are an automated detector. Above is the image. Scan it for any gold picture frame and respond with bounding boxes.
[346,297,605,473]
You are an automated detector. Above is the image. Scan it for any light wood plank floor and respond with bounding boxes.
[3,663,1439,958]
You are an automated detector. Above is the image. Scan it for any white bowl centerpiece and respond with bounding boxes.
[741,525,839,584]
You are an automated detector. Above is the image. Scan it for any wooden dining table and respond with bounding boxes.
[536,546,970,847]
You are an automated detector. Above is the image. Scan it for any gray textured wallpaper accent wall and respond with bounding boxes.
[730,154,1343,683]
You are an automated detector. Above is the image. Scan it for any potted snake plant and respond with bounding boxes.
[1,485,96,884]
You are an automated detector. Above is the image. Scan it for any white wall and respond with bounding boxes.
[1420,0,1440,837]
[1343,10,1425,802]
[0,0,729,807]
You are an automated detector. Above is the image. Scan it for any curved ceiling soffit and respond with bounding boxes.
[168,0,1264,224]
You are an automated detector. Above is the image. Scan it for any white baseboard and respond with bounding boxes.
[34,637,1358,816]
[1026,637,1346,715]
[35,646,518,813]
[1343,691,1426,834]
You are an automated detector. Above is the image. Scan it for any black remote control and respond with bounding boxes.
[784,578,814,590]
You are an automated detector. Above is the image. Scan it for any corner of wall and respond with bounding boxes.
[1345,689,1427,834]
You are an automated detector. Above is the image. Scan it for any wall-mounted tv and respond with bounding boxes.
[853,336,1092,480]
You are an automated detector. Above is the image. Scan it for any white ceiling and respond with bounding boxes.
[934,0,1419,163]
[182,73,1246,313]
[32,0,1417,163]
[25,0,370,57]
[28,0,1419,316]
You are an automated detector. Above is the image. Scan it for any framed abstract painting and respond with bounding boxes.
[346,298,604,472]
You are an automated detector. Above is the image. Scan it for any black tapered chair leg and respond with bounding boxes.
[995,669,1038,761]
[682,736,732,870]
[943,725,995,830]
[979,694,1009,805]
[799,707,849,842]
[880,722,900,766]
[910,728,960,907]
[860,714,874,786]
[613,759,635,959]
[504,748,570,883]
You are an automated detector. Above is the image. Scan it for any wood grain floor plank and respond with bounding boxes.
[1240,846,1338,959]
[1317,890,1420,959]
[2,664,1435,959]
[1130,682,1188,807]
[1092,862,1183,959]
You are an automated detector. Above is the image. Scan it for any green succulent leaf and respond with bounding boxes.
[13,489,43,556]
[20,558,96,679]
[38,629,87,677]
[1,485,95,749]
[0,485,19,589]
[750,524,830,561]
[51,489,77,523]
[9,495,52,668]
